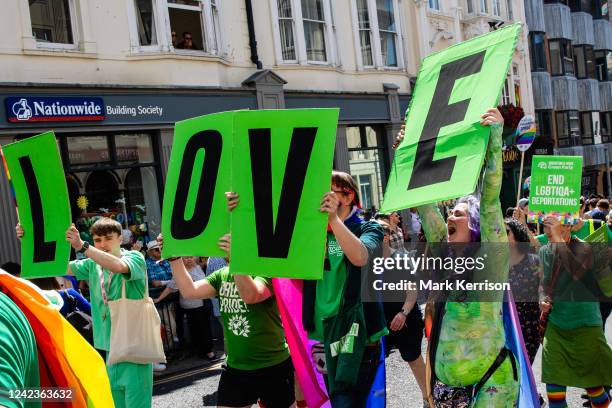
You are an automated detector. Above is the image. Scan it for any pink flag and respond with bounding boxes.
[273,278,330,408]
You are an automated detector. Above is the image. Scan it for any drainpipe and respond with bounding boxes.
[245,0,263,69]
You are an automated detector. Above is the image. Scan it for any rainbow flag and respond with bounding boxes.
[0,271,114,407]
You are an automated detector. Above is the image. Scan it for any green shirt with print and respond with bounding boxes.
[70,249,146,351]
[205,267,289,370]
[309,233,347,342]
[0,293,41,408]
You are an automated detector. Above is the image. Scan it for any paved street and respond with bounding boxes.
[153,323,612,407]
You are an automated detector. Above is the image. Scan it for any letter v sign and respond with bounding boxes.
[248,127,317,258]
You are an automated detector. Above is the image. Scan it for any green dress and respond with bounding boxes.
[418,124,518,407]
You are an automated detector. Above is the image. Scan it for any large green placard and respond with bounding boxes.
[1,132,71,278]
[381,23,521,212]
[528,155,583,224]
[161,112,234,257]
[230,109,339,279]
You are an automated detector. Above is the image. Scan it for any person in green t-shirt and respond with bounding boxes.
[535,217,612,245]
[539,216,612,407]
[0,291,40,408]
[16,217,153,408]
[157,229,294,408]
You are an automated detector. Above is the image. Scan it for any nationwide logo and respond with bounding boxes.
[5,96,105,123]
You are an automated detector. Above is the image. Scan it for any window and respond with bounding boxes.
[513,65,522,106]
[601,111,612,143]
[555,111,581,146]
[529,32,548,71]
[535,110,554,143]
[353,0,403,69]
[595,50,612,81]
[501,77,512,105]
[574,45,596,79]
[277,0,297,60]
[593,0,609,18]
[569,0,596,13]
[580,111,595,144]
[168,0,206,51]
[544,0,569,4]
[273,0,335,64]
[429,0,441,10]
[480,0,489,13]
[29,0,75,45]
[346,125,387,212]
[549,39,574,76]
[467,0,474,13]
[377,0,398,67]
[134,0,157,46]
[302,0,327,61]
[356,0,373,66]
[506,0,514,19]
[493,0,501,16]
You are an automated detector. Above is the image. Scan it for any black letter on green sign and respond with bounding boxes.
[19,156,56,262]
[408,51,486,189]
[249,127,317,258]
[171,130,222,239]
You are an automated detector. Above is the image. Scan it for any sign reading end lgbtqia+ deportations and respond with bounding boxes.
[528,155,583,224]
[381,23,521,212]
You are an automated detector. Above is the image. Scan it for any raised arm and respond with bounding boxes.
[168,258,217,300]
[416,204,448,244]
[479,110,507,244]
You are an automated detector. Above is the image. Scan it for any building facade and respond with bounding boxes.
[0,0,531,264]
[524,0,612,197]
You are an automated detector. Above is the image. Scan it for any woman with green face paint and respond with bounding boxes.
[395,108,519,407]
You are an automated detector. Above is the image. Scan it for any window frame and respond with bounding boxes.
[549,38,575,76]
[595,49,612,81]
[127,0,222,55]
[506,0,514,20]
[428,0,441,11]
[351,0,405,71]
[579,111,596,145]
[574,44,596,79]
[529,32,549,72]
[29,0,80,50]
[555,110,581,147]
[271,0,337,66]
[601,111,612,143]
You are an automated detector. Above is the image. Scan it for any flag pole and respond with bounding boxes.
[515,150,525,208]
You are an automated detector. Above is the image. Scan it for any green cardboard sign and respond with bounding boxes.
[527,155,583,224]
[161,112,234,257]
[230,109,339,279]
[381,23,521,212]
[584,224,609,243]
[1,132,71,278]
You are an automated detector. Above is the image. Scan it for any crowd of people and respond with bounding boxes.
[1,107,611,408]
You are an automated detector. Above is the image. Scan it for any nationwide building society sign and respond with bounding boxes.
[5,97,105,123]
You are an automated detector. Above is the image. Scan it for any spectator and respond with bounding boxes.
[505,207,516,218]
[388,211,406,252]
[154,256,216,361]
[171,31,177,47]
[589,199,609,221]
[145,241,172,287]
[176,32,199,50]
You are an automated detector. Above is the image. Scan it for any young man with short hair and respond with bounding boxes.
[16,218,152,408]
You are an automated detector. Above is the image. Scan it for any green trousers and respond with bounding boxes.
[106,361,153,408]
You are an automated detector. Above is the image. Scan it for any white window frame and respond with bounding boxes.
[350,0,405,71]
[270,0,337,66]
[479,0,489,14]
[29,0,80,50]
[128,0,222,55]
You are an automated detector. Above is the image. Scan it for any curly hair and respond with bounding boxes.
[505,218,531,254]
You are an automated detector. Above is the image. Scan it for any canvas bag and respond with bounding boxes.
[106,276,166,365]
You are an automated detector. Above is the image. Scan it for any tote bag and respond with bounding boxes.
[106,278,166,365]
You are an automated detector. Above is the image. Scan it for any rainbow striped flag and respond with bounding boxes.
[0,271,114,407]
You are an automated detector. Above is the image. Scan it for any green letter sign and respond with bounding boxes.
[1,132,71,278]
[381,23,521,211]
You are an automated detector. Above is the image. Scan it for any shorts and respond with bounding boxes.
[384,305,424,362]
[217,357,295,408]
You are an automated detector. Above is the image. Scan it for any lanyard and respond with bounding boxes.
[98,266,113,306]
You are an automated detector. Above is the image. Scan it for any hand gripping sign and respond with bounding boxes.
[1,132,71,278]
[380,23,521,211]
[162,109,339,280]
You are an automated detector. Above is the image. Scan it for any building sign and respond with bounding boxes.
[5,97,105,123]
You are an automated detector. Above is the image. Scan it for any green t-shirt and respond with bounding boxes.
[536,219,612,245]
[205,267,289,370]
[309,233,347,342]
[70,249,146,351]
[539,244,602,329]
[0,293,41,408]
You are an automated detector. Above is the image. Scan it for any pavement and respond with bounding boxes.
[153,320,612,407]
